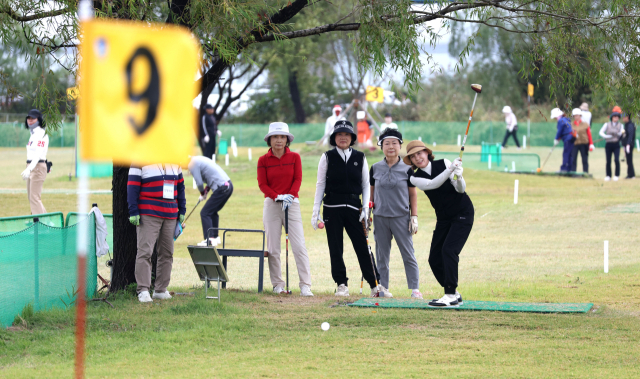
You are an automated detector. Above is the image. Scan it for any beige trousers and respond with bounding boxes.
[136,215,176,293]
[26,162,47,215]
[263,199,311,288]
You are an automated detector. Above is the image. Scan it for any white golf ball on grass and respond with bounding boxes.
[321,322,330,331]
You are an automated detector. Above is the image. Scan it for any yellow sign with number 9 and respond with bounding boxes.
[79,19,199,166]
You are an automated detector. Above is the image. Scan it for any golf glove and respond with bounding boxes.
[217,130,222,137]
[626,144,631,154]
[129,215,140,226]
[179,214,185,223]
[409,215,418,234]
[198,194,206,202]
[311,210,319,231]
[359,208,369,229]
[553,139,559,146]
[204,135,210,143]
[450,158,462,171]
[21,168,31,180]
[453,165,463,178]
[280,194,294,211]
[589,144,595,152]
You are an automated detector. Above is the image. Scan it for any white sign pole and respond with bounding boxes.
[514,179,519,204]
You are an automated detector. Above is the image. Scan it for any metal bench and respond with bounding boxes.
[207,228,266,293]
[187,245,229,301]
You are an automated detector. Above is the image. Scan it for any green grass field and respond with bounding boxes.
[1,145,639,378]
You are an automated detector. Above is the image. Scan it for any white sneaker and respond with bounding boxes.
[273,285,286,294]
[613,176,619,181]
[335,284,349,296]
[138,290,153,303]
[604,176,611,181]
[428,294,459,308]
[300,285,314,297]
[152,290,172,300]
[374,285,393,298]
[197,238,219,247]
[411,289,423,299]
[456,291,463,305]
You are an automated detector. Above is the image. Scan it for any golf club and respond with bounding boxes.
[182,198,202,228]
[539,145,556,172]
[361,207,380,297]
[454,84,482,180]
[284,207,292,294]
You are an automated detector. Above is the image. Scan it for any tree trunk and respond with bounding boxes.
[288,69,306,123]
[110,165,138,291]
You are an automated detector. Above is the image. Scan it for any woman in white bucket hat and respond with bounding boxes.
[257,122,313,296]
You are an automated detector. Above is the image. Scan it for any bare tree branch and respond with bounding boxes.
[0,4,72,22]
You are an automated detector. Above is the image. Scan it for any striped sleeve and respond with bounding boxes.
[127,166,142,216]
[177,168,186,215]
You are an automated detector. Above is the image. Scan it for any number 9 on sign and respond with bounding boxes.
[126,47,160,135]
[78,19,199,165]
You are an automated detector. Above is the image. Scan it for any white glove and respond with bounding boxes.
[311,210,319,231]
[589,144,595,152]
[553,139,559,146]
[409,215,418,234]
[204,135,210,143]
[453,165,463,178]
[450,158,462,171]
[217,130,222,137]
[626,145,631,154]
[21,168,31,180]
[198,194,206,202]
[280,194,294,211]
[359,208,369,229]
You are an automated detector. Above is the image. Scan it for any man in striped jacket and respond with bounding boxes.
[127,164,186,303]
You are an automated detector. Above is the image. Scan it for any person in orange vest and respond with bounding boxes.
[356,111,373,147]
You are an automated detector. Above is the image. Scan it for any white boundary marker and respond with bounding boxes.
[514,179,519,204]
[604,241,609,273]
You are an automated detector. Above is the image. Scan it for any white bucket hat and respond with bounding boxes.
[550,108,564,120]
[502,106,513,113]
[571,108,582,116]
[264,122,295,143]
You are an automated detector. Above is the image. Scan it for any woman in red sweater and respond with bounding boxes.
[257,123,313,296]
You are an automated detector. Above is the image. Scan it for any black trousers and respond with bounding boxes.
[502,129,520,148]
[605,142,620,177]
[203,128,217,159]
[323,206,378,288]
[201,181,233,239]
[570,144,589,173]
[429,207,474,295]
[626,148,635,178]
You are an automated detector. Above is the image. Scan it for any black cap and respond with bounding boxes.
[25,109,45,129]
[377,128,403,146]
[385,113,392,118]
[204,104,214,110]
[330,120,357,147]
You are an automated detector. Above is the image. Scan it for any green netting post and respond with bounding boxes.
[33,217,40,310]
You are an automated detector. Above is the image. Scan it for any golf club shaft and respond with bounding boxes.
[361,211,379,289]
[541,146,555,170]
[360,277,363,294]
[454,92,479,180]
[285,207,289,294]
[182,198,202,226]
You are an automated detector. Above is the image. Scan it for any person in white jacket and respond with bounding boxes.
[501,106,520,148]
[22,109,49,215]
[321,105,344,145]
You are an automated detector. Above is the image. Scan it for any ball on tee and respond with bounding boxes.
[318,221,325,229]
[321,322,330,331]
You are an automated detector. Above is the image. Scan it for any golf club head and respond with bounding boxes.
[471,84,482,93]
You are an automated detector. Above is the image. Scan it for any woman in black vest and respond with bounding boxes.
[404,140,473,308]
[312,120,380,297]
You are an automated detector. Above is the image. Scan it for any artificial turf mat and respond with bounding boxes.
[350,298,594,313]
[507,171,593,178]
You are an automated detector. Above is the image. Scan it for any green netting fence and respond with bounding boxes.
[66,212,113,254]
[0,121,613,148]
[0,212,64,236]
[0,215,98,327]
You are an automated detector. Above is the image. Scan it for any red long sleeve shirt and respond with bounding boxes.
[257,147,302,199]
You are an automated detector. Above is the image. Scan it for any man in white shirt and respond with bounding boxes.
[379,113,398,134]
[321,105,344,145]
[22,109,49,214]
[579,103,592,127]
[501,106,520,148]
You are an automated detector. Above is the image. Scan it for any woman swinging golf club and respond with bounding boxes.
[369,128,421,299]
[312,120,381,297]
[258,123,313,296]
[405,140,473,308]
